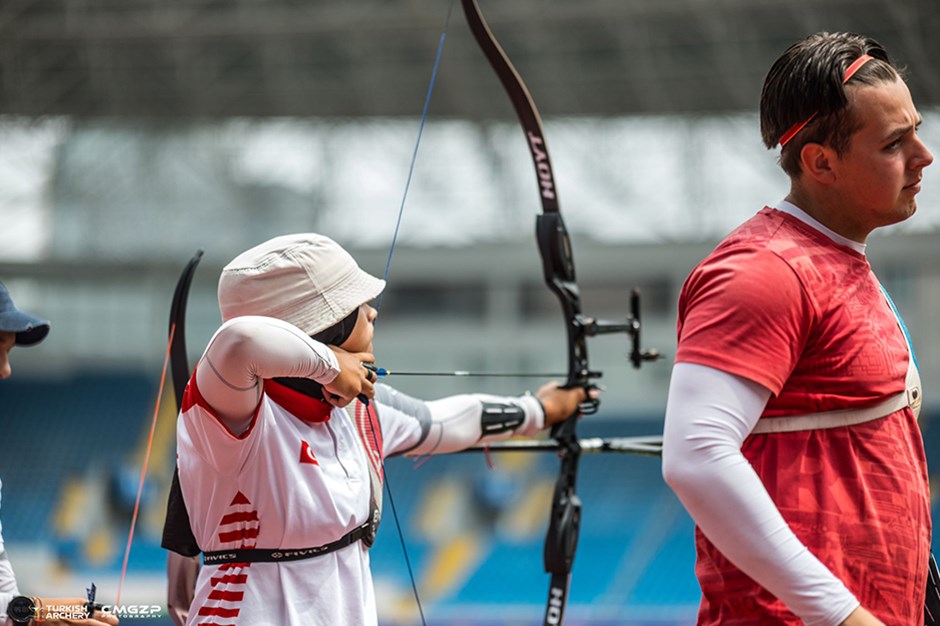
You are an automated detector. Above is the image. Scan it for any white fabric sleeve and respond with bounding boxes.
[376,385,545,458]
[661,362,859,626]
[194,316,340,431]
[0,548,19,622]
[420,393,544,454]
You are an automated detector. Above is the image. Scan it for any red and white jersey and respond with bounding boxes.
[676,207,931,624]
[178,376,392,626]
[177,367,544,625]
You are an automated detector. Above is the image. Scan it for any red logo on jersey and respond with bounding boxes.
[299,440,319,465]
[230,491,251,506]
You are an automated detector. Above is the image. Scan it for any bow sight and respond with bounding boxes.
[536,211,661,415]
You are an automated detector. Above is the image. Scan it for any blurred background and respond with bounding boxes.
[1,0,939,624]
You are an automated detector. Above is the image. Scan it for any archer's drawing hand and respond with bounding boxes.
[536,381,597,427]
[324,347,375,406]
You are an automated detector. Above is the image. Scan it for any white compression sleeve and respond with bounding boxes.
[661,362,859,626]
[425,393,544,453]
[388,392,544,457]
[194,316,340,430]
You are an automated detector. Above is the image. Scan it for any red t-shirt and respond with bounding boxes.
[676,207,931,625]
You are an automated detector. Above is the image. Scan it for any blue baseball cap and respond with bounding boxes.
[0,281,50,346]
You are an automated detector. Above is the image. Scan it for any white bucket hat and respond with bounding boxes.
[218,233,385,336]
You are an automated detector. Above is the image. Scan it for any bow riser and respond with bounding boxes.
[537,213,598,420]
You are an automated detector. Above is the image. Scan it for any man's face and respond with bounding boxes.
[0,331,15,379]
[832,78,933,236]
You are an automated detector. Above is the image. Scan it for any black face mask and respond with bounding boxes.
[273,306,361,398]
[311,306,360,347]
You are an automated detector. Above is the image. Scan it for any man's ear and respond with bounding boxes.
[798,142,837,184]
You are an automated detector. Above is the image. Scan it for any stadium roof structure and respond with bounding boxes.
[0,0,937,120]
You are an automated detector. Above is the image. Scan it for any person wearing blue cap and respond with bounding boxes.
[0,281,119,625]
[0,280,50,379]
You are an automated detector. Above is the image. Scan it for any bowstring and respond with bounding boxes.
[371,2,456,624]
[375,0,455,311]
[116,323,176,606]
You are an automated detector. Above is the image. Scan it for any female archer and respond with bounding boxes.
[167,232,589,625]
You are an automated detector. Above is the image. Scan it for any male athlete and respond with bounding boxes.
[662,32,933,625]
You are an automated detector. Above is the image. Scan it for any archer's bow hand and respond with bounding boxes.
[536,381,597,427]
[324,347,376,407]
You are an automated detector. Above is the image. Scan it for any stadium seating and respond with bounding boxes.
[2,371,939,625]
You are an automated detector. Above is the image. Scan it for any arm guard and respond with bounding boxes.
[376,385,543,457]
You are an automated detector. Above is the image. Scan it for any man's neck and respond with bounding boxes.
[777,198,867,255]
[785,187,870,244]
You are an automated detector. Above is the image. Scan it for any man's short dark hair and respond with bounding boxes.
[760,32,902,177]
